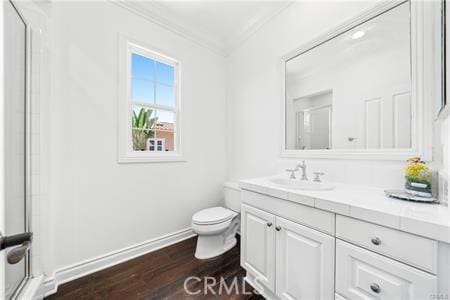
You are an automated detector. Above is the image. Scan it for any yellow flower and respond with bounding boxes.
[405,163,429,178]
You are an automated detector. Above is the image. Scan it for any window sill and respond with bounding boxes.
[118,153,186,164]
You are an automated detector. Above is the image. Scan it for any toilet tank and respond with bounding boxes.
[223,182,241,212]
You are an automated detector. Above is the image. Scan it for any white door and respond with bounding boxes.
[308,106,331,149]
[241,204,276,291]
[336,240,437,299]
[276,217,335,300]
[1,1,33,299]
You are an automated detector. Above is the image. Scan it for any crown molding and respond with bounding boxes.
[111,0,294,57]
[225,1,294,55]
[112,0,225,55]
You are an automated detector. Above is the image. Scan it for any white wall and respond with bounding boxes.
[226,1,419,188]
[47,1,226,271]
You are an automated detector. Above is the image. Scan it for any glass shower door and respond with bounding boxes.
[2,1,31,298]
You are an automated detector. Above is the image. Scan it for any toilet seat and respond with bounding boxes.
[192,207,237,225]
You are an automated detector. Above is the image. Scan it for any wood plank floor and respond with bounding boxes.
[46,236,264,300]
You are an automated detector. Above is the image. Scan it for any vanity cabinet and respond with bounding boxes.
[240,190,444,300]
[241,204,335,299]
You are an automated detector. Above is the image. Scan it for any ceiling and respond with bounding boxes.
[114,1,293,56]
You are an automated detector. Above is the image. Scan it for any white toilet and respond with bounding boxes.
[191,182,241,259]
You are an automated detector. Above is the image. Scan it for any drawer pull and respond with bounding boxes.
[275,226,282,231]
[371,237,381,246]
[370,283,381,293]
[267,222,272,227]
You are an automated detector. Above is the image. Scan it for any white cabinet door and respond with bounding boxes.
[276,217,335,300]
[336,240,437,300]
[241,204,276,291]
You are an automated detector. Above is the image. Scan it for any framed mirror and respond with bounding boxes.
[282,1,441,160]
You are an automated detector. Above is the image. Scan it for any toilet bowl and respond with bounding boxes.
[191,182,241,259]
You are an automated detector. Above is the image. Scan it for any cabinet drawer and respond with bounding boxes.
[241,190,335,235]
[336,240,437,300]
[336,215,437,273]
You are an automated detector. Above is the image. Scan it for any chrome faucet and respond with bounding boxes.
[298,160,308,181]
[285,166,299,179]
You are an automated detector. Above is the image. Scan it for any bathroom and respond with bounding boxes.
[1,0,449,299]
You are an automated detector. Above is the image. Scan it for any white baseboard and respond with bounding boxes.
[19,275,45,300]
[44,227,195,297]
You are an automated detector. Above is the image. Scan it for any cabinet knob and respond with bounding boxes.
[370,283,381,293]
[371,237,381,246]
[267,222,272,227]
[275,226,282,231]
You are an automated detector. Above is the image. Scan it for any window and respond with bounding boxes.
[118,38,182,163]
[147,138,165,152]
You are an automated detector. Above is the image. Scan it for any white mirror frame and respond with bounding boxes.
[281,0,439,161]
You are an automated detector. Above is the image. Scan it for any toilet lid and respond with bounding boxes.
[192,207,236,225]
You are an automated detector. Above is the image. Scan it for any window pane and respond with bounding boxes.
[156,84,175,107]
[157,140,163,151]
[148,139,155,151]
[132,53,154,80]
[132,79,154,103]
[155,61,174,85]
[156,109,175,124]
[155,110,175,151]
[131,106,156,151]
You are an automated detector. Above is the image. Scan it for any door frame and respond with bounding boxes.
[1,0,33,298]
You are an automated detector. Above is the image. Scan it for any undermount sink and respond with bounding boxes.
[270,178,335,191]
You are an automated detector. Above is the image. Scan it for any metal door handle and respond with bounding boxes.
[0,232,32,264]
[0,232,33,250]
[7,241,30,264]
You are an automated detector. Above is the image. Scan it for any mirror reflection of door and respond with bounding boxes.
[296,105,332,150]
[292,90,332,150]
[3,1,30,298]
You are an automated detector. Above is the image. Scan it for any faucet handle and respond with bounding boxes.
[313,172,325,182]
[285,168,298,179]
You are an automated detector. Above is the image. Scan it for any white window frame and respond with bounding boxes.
[118,36,184,163]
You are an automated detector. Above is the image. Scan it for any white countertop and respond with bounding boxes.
[239,176,450,243]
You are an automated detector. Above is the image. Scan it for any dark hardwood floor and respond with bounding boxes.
[46,236,264,300]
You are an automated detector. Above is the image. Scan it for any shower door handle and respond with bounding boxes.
[0,232,32,264]
[7,241,31,264]
[0,232,33,250]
